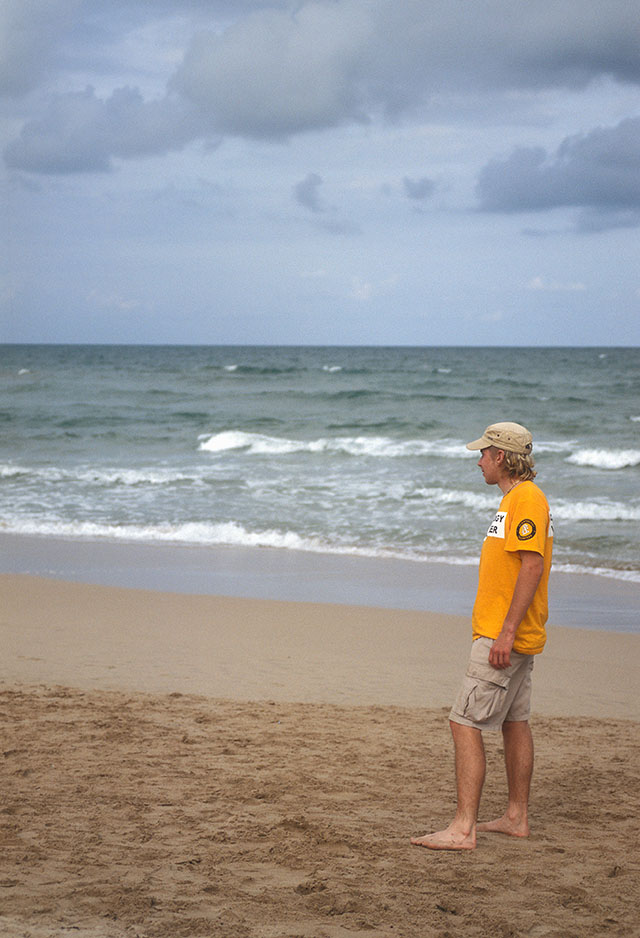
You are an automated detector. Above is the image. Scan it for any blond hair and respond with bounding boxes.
[502,449,537,481]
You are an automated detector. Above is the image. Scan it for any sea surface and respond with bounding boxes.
[1,345,639,584]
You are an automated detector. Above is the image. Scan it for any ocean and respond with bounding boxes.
[2,344,639,591]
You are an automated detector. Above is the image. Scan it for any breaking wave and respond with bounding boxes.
[566,449,640,470]
[198,430,472,459]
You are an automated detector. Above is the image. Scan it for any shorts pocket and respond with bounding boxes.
[454,662,511,724]
[466,660,510,688]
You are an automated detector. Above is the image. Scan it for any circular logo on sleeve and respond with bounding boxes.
[516,519,536,540]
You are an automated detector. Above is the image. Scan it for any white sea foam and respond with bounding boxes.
[69,467,199,486]
[0,463,200,486]
[413,487,497,510]
[322,365,342,372]
[0,517,349,557]
[5,461,637,528]
[5,516,639,582]
[413,487,640,522]
[533,440,577,454]
[0,464,30,478]
[553,499,640,522]
[0,515,477,564]
[198,430,591,461]
[199,430,313,455]
[566,449,640,470]
[198,430,474,459]
[3,518,320,550]
[553,562,640,584]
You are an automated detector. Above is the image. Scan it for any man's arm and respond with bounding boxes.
[489,550,544,670]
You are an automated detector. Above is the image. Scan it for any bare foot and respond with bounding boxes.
[411,828,476,851]
[476,814,529,838]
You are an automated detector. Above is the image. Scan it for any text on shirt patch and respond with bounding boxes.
[486,511,507,538]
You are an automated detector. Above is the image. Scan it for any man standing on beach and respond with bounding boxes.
[411,421,553,851]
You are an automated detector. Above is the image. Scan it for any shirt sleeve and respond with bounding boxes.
[504,494,548,556]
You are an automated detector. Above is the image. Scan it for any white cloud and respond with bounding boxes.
[300,268,328,279]
[348,274,397,301]
[349,277,373,301]
[482,309,505,324]
[87,288,142,311]
[526,276,587,292]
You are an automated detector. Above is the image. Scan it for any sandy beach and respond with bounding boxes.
[2,573,640,937]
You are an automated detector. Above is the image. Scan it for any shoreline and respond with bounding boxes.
[1,531,639,633]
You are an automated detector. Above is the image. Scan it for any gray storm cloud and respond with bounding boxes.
[294,173,325,213]
[3,0,640,186]
[4,87,204,173]
[171,0,640,139]
[476,117,640,218]
[403,177,435,201]
[171,3,373,138]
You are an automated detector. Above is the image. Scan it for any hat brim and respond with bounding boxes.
[466,436,491,451]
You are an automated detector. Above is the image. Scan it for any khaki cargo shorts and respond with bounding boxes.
[449,636,534,731]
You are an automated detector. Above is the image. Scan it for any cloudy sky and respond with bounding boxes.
[1,0,639,345]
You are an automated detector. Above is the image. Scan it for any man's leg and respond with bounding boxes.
[477,719,533,837]
[411,720,485,850]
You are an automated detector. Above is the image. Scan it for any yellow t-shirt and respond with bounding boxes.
[472,480,553,655]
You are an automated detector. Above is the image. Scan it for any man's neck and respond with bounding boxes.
[498,475,525,496]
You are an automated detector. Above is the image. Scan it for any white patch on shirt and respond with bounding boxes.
[486,511,507,539]
[548,512,554,537]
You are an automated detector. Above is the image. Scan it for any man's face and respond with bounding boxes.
[477,446,504,485]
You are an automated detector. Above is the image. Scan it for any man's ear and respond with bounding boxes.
[495,449,506,465]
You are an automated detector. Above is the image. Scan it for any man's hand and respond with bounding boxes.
[489,632,515,669]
